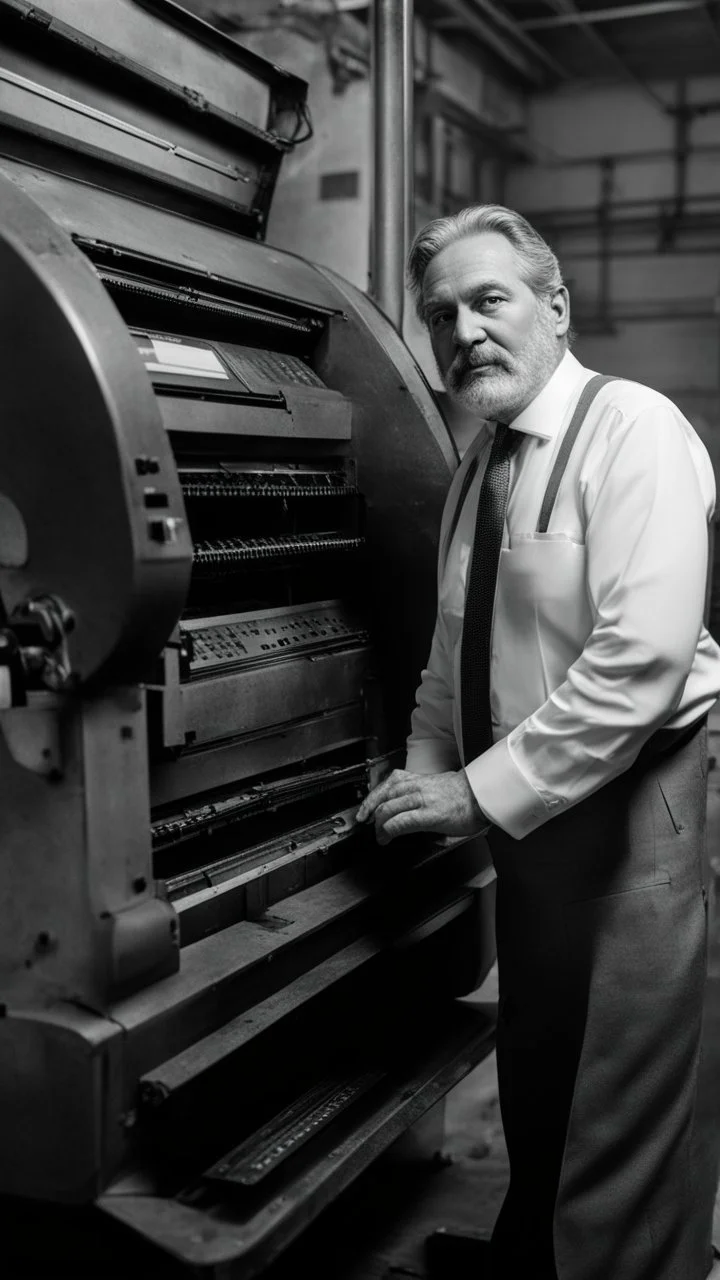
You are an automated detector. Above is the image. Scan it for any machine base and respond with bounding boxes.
[1,1006,496,1279]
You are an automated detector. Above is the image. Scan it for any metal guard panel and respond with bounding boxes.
[98,1003,495,1275]
[0,172,192,683]
[0,1003,123,1203]
[0,160,347,314]
[179,648,370,748]
[0,67,262,217]
[309,262,458,742]
[0,0,306,138]
[157,388,352,440]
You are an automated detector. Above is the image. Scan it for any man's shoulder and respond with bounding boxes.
[592,374,687,430]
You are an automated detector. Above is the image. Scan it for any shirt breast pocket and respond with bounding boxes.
[494,534,593,718]
[512,530,585,548]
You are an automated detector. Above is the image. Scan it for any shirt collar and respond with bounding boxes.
[495,350,589,441]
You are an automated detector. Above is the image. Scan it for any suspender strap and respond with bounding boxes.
[536,373,620,534]
[441,373,621,564]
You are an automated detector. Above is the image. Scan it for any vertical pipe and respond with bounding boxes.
[405,6,415,255]
[370,0,413,330]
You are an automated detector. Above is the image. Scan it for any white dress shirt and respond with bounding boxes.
[406,350,720,839]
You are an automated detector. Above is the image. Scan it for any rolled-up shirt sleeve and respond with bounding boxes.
[466,402,715,838]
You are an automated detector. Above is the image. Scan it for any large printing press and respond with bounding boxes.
[0,1,495,1273]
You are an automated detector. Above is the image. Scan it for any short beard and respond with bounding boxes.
[444,307,563,422]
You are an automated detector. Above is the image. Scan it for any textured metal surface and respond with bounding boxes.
[99,1004,496,1277]
[149,705,366,806]
[157,390,353,439]
[0,0,309,233]
[0,1003,124,1203]
[0,172,191,684]
[0,65,259,214]
[193,533,364,571]
[0,688,178,1012]
[0,159,343,308]
[166,805,357,899]
[168,808,359,945]
[175,648,370,747]
[140,936,381,1099]
[223,347,325,390]
[180,470,356,502]
[152,767,364,850]
[312,264,457,746]
[183,601,368,676]
[108,872,373,1081]
[111,281,321,342]
[206,1071,386,1186]
[0,5,500,1258]
[0,0,277,131]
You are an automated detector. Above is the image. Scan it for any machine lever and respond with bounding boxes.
[0,594,76,707]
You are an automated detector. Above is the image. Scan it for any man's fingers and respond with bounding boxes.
[356,771,418,822]
[356,789,384,824]
[356,783,395,823]
[377,809,425,844]
[375,792,423,827]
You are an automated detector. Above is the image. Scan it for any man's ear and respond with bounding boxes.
[550,286,570,338]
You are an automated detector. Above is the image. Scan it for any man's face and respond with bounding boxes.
[421,232,569,422]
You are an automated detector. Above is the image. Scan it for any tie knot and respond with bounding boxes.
[493,422,521,457]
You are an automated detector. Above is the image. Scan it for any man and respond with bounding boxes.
[357,204,720,1279]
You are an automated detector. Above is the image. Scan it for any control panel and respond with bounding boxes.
[183,600,369,674]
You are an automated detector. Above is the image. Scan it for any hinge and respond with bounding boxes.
[24,6,52,29]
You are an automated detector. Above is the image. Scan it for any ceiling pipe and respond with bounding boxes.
[369,0,413,331]
[433,0,551,84]
[521,0,711,29]
[463,0,572,76]
[537,0,671,111]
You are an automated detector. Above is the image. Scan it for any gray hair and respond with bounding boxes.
[407,204,565,321]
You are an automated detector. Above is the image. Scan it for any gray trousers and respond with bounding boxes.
[488,720,711,1280]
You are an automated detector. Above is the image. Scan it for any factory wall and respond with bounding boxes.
[239,32,720,471]
[505,77,720,475]
[239,28,373,293]
[192,8,720,583]
[240,19,524,340]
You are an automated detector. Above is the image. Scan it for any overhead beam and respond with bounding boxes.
[701,0,720,54]
[463,0,572,76]
[536,0,670,110]
[416,85,537,160]
[521,0,713,28]
[431,0,552,85]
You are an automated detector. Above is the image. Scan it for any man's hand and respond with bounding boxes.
[356,769,488,846]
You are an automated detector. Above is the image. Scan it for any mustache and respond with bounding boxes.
[447,349,508,385]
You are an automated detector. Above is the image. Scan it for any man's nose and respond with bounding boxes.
[453,305,487,349]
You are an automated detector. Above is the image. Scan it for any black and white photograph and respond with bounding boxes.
[0,1,719,1277]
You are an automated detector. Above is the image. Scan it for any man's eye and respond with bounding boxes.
[482,295,503,308]
[430,312,452,328]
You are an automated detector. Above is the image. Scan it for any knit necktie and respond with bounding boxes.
[461,423,521,763]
